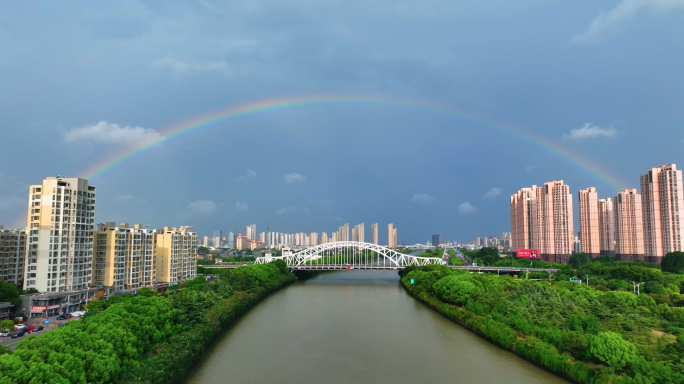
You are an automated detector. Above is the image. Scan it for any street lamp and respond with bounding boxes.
[630,281,645,295]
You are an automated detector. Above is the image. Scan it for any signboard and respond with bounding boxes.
[31,304,60,313]
[97,290,105,298]
[517,249,540,258]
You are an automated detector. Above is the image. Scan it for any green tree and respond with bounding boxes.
[198,246,211,253]
[433,275,478,305]
[661,251,684,274]
[23,288,39,295]
[0,281,22,307]
[588,332,638,369]
[569,253,589,269]
[0,344,11,356]
[0,319,15,331]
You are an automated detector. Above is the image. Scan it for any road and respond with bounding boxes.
[1,317,79,351]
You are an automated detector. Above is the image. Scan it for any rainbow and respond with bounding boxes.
[9,94,628,228]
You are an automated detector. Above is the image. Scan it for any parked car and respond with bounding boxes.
[34,325,44,332]
[10,329,27,338]
[0,330,9,337]
[56,315,68,320]
[14,324,27,330]
[70,311,85,317]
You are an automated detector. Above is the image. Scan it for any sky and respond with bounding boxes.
[0,0,683,244]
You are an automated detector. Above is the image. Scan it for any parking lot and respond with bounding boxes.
[1,317,79,351]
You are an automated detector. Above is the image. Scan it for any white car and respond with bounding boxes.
[70,311,85,317]
[14,324,27,330]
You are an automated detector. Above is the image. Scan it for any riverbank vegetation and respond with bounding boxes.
[0,261,295,384]
[400,261,684,384]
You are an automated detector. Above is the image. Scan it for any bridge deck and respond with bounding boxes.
[201,264,559,273]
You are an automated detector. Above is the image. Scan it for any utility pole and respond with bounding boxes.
[586,275,590,287]
[630,281,645,295]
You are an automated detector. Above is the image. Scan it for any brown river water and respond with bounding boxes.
[183,270,569,384]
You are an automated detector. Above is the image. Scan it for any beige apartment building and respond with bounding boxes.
[24,177,96,293]
[578,187,601,258]
[236,235,250,250]
[321,232,329,244]
[352,223,365,242]
[598,198,615,256]
[640,164,684,262]
[310,233,319,246]
[93,223,156,291]
[613,189,644,260]
[370,223,378,245]
[155,226,197,284]
[510,181,574,263]
[0,226,26,286]
[388,223,397,248]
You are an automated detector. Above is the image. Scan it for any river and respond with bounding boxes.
[183,270,569,384]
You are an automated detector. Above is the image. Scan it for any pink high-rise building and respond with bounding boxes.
[614,189,644,260]
[510,181,574,263]
[598,198,615,256]
[578,187,600,258]
[640,164,684,262]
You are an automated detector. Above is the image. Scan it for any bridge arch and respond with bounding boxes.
[255,241,446,268]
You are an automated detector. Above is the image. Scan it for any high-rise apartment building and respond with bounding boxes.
[388,224,397,248]
[94,223,156,291]
[432,234,441,246]
[246,224,257,240]
[337,224,349,242]
[510,187,535,250]
[578,187,600,258]
[310,232,318,246]
[155,226,197,284]
[321,232,329,244]
[236,235,249,250]
[228,232,235,248]
[352,223,364,242]
[640,164,684,261]
[24,177,96,293]
[213,230,222,248]
[370,224,378,245]
[614,189,644,260]
[510,181,573,263]
[0,226,26,286]
[202,236,210,247]
[598,198,615,256]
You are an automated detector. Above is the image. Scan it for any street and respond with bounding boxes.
[1,317,79,351]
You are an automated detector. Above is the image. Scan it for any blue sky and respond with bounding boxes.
[0,0,683,244]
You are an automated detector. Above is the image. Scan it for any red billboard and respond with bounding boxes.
[517,249,540,258]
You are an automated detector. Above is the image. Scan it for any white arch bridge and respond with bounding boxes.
[254,241,446,270]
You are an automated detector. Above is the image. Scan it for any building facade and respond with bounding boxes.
[370,223,378,245]
[93,223,156,291]
[24,177,96,293]
[578,187,601,258]
[510,181,573,263]
[155,226,197,284]
[388,224,397,248]
[640,164,684,262]
[352,223,365,242]
[432,233,441,246]
[246,224,257,240]
[614,189,645,261]
[598,198,615,256]
[0,226,26,286]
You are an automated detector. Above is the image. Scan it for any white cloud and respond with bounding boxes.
[238,169,258,181]
[115,195,135,203]
[525,165,537,172]
[235,201,250,211]
[0,196,23,210]
[284,173,307,183]
[563,123,618,140]
[458,202,477,215]
[188,200,220,216]
[483,188,503,199]
[411,193,435,203]
[571,0,684,43]
[153,56,233,77]
[276,206,296,215]
[64,121,161,144]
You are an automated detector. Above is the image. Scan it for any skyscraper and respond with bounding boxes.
[388,224,397,248]
[213,230,222,248]
[338,223,349,242]
[228,232,235,248]
[432,234,441,246]
[310,232,318,246]
[155,226,197,283]
[321,232,329,244]
[370,223,378,245]
[246,224,257,240]
[614,189,644,260]
[578,187,600,258]
[510,181,574,263]
[598,198,615,256]
[352,223,364,242]
[640,164,684,261]
[24,177,96,293]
